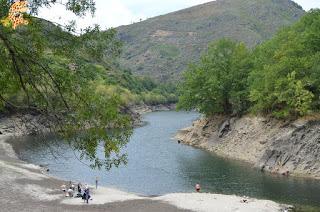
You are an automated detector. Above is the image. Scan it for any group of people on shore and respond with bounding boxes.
[61,181,91,203]
[60,179,200,204]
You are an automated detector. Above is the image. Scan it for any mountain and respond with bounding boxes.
[116,0,305,81]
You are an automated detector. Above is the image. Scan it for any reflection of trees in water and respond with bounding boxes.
[12,128,132,171]
[176,150,320,207]
[11,133,70,166]
[68,128,131,170]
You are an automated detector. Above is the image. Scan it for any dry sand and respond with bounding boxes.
[62,187,289,212]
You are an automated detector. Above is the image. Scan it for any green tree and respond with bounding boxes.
[178,39,252,116]
[0,0,131,169]
[249,9,320,118]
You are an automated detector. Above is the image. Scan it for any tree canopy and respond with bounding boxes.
[178,9,320,119]
[249,9,320,118]
[177,39,252,116]
[0,0,132,169]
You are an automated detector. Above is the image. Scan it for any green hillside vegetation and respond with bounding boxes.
[117,0,305,81]
[0,16,133,169]
[178,9,320,119]
[99,68,178,106]
[0,1,175,169]
[0,20,176,114]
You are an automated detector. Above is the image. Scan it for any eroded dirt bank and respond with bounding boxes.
[176,115,320,179]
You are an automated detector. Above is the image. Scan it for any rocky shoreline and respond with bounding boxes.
[0,108,292,212]
[0,103,176,135]
[129,104,176,127]
[0,130,290,212]
[175,114,320,179]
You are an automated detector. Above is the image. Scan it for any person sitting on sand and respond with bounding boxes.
[71,184,75,191]
[61,184,66,193]
[240,196,249,203]
[67,187,74,197]
[240,199,248,203]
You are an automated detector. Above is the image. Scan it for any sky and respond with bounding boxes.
[37,0,320,30]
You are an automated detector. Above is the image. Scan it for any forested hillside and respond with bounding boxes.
[178,9,320,119]
[117,0,305,81]
[0,19,176,113]
[0,0,175,170]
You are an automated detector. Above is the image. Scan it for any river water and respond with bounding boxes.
[9,111,320,208]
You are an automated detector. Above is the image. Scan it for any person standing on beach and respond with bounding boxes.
[85,186,90,204]
[195,183,201,192]
[77,183,82,194]
[95,176,99,189]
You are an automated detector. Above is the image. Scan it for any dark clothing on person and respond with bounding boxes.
[83,188,90,204]
[77,184,81,193]
[76,184,82,198]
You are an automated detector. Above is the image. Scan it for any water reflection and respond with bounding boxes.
[178,150,320,206]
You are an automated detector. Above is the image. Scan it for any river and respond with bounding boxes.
[8,111,320,209]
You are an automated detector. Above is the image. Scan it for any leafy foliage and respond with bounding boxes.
[82,65,178,106]
[0,1,132,170]
[178,39,252,115]
[249,9,320,118]
[26,0,95,17]
[0,0,12,19]
[0,0,178,169]
[178,10,320,119]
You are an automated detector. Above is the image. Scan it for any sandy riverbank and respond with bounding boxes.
[0,131,291,211]
[61,185,289,212]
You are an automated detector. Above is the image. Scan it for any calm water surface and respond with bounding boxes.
[10,111,320,208]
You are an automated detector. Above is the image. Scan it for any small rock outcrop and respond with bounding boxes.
[259,121,320,177]
[0,113,53,136]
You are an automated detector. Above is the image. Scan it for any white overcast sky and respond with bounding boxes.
[37,0,320,30]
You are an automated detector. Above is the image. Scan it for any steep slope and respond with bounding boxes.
[117,0,305,81]
[175,115,320,179]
